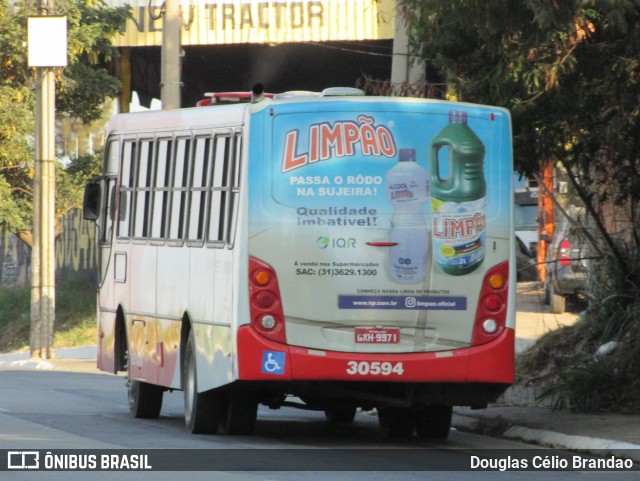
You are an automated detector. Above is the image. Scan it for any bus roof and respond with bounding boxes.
[106,89,508,135]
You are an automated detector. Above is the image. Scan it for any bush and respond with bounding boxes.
[0,278,96,352]
[518,241,640,412]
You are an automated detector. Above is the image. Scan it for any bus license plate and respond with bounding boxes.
[355,328,400,344]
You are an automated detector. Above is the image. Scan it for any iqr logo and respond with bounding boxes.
[317,236,330,249]
[316,236,356,249]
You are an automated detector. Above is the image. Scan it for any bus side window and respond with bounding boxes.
[118,141,135,239]
[95,138,118,243]
[101,179,116,244]
[133,139,153,239]
[208,135,231,244]
[187,136,211,243]
[228,133,243,245]
[151,138,172,240]
[169,137,190,241]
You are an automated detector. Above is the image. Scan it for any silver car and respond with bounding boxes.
[544,218,593,314]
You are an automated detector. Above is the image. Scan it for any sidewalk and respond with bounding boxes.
[0,345,98,373]
[452,281,640,461]
[453,405,640,461]
[2,283,640,461]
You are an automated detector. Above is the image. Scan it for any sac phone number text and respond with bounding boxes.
[296,268,378,277]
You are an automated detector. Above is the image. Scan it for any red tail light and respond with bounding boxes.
[471,262,509,346]
[249,256,286,344]
[559,239,572,266]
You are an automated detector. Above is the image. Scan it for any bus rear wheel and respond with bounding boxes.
[126,348,163,419]
[218,391,258,435]
[324,406,357,424]
[415,405,453,439]
[378,406,414,437]
[128,380,163,419]
[183,331,223,434]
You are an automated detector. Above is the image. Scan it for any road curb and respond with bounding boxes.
[503,425,640,462]
[453,412,640,462]
[0,358,97,372]
[0,359,55,370]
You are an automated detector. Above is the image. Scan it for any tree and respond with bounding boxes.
[0,0,129,243]
[400,0,640,411]
[400,0,640,275]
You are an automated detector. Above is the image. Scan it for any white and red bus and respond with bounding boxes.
[84,86,515,437]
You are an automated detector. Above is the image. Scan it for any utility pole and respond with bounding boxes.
[28,2,66,359]
[161,0,181,109]
[391,5,425,88]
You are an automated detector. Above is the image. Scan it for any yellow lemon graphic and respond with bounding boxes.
[440,245,456,257]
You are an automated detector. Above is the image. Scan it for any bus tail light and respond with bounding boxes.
[249,257,286,344]
[471,262,509,346]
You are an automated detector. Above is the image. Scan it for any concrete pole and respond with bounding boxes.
[161,0,181,109]
[30,0,57,359]
[391,5,425,88]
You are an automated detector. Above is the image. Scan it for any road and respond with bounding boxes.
[0,370,637,480]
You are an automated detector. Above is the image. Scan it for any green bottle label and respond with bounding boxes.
[432,197,486,275]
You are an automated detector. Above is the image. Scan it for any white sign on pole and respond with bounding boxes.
[28,16,68,67]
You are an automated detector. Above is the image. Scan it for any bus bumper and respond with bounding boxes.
[237,325,514,385]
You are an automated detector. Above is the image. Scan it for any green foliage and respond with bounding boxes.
[518,242,640,412]
[0,0,129,234]
[403,0,640,412]
[586,238,640,343]
[0,174,25,232]
[0,84,35,232]
[400,0,640,197]
[0,284,31,352]
[0,278,97,353]
[540,356,631,412]
[59,0,131,122]
[57,150,103,219]
[57,63,121,123]
[53,277,97,348]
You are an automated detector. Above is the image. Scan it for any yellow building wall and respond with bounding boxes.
[107,0,397,47]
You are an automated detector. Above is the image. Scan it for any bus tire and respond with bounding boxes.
[324,406,357,424]
[128,380,163,419]
[378,407,414,437]
[549,281,566,314]
[184,331,223,434]
[219,391,258,435]
[415,405,452,439]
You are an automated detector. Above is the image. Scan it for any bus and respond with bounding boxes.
[84,86,515,438]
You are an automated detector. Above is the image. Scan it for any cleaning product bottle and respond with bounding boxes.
[430,111,486,276]
[386,148,429,283]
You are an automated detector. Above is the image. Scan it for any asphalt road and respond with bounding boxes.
[0,370,638,481]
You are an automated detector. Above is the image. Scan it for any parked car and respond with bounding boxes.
[544,214,593,314]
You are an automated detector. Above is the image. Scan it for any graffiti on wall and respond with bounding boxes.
[0,229,30,286]
[55,209,97,280]
[0,209,97,287]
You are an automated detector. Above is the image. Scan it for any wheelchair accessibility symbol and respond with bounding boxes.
[261,351,286,375]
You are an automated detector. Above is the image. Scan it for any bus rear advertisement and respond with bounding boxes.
[84,87,515,438]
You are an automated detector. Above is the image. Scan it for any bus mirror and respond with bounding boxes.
[83,182,101,221]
